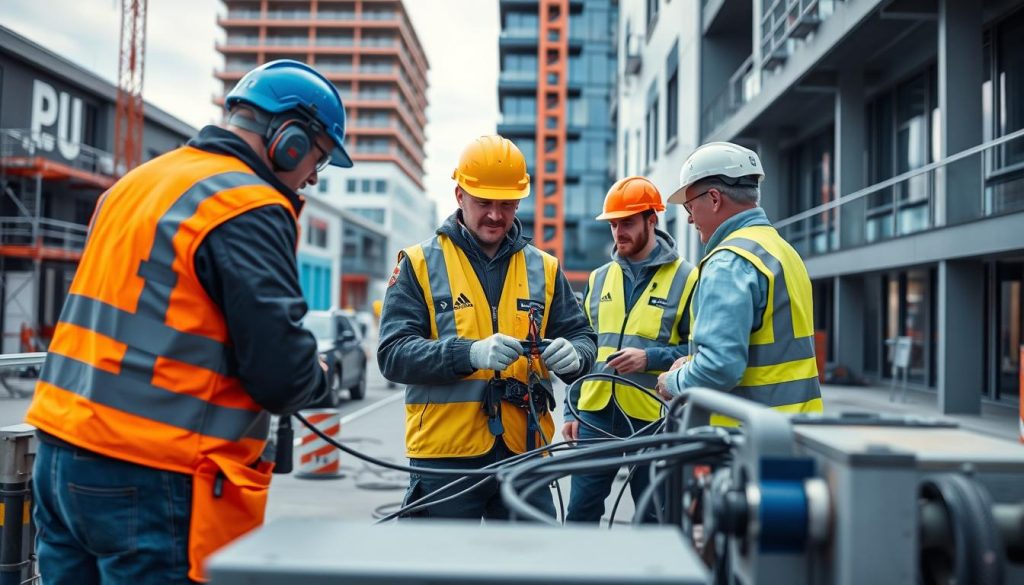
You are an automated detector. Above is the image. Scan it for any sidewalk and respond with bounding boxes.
[820,383,1020,443]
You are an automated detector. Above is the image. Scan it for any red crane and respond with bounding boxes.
[114,0,148,174]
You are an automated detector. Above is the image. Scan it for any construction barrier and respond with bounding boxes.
[0,424,36,585]
[296,409,342,479]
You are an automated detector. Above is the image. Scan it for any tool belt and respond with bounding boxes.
[495,378,555,414]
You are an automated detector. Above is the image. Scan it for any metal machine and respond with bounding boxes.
[207,388,1024,584]
[680,389,1024,585]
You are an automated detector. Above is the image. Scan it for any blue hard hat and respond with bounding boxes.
[225,60,353,168]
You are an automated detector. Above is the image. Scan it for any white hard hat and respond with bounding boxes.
[667,142,765,204]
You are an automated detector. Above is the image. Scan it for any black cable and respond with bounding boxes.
[500,435,728,524]
[506,441,728,525]
[607,464,638,528]
[295,412,502,478]
[633,466,672,527]
[562,372,667,440]
[373,438,613,523]
[606,419,668,527]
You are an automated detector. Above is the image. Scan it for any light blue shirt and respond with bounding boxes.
[666,207,770,394]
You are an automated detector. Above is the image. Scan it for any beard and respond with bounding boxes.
[618,227,651,257]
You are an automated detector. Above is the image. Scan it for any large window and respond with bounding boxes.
[865,66,939,243]
[785,127,836,256]
[502,52,537,81]
[984,8,1024,214]
[645,82,659,170]
[501,96,536,125]
[665,42,679,147]
[882,269,936,386]
[993,261,1023,401]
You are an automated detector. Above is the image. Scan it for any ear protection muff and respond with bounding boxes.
[267,119,312,172]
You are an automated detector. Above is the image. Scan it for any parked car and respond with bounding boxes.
[303,309,368,405]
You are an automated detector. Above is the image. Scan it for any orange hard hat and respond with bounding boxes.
[595,176,665,220]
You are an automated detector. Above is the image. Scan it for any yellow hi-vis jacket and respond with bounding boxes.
[400,234,559,458]
[580,259,698,421]
[695,225,823,425]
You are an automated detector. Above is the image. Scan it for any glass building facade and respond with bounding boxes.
[498,0,618,285]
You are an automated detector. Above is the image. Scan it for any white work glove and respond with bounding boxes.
[541,337,581,375]
[470,333,523,371]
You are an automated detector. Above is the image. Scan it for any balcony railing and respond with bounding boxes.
[776,127,1024,257]
[701,55,757,139]
[1,128,115,177]
[0,217,89,254]
[223,36,260,46]
[265,10,311,20]
[760,0,834,71]
[317,10,356,20]
[500,28,539,40]
[500,70,538,83]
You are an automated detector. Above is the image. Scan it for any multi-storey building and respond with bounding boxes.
[216,0,433,310]
[0,26,194,353]
[614,0,697,262]
[689,0,1024,412]
[497,0,618,286]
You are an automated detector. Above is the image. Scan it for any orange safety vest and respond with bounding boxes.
[25,146,299,582]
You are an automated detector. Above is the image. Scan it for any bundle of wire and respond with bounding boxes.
[295,371,732,526]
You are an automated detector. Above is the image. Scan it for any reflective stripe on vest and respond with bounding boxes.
[401,235,557,457]
[694,225,823,425]
[580,259,697,421]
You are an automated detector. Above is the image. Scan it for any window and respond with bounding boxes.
[318,177,329,193]
[645,0,659,37]
[375,179,387,193]
[984,8,1024,214]
[502,53,537,81]
[504,10,538,34]
[786,128,836,256]
[665,41,679,147]
[865,66,938,242]
[645,82,659,169]
[307,217,328,248]
[351,208,385,224]
[501,96,536,125]
[347,178,357,193]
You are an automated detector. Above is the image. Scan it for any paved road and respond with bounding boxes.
[0,345,640,525]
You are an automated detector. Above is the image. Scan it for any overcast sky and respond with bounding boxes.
[1,0,498,217]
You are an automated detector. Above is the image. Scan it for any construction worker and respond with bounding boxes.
[564,177,697,523]
[25,60,348,584]
[378,135,597,520]
[657,142,823,422]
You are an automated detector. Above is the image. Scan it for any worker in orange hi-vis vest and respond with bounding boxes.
[25,60,351,584]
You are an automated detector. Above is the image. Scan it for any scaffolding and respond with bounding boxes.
[0,128,114,353]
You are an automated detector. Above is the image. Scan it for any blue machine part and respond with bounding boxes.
[758,457,816,553]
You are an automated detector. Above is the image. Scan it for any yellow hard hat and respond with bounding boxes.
[451,135,531,200]
[595,176,665,220]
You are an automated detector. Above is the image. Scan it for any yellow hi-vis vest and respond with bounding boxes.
[694,225,824,425]
[580,259,698,421]
[401,234,559,458]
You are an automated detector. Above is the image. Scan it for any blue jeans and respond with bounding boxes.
[566,404,659,524]
[33,440,195,585]
[402,439,556,521]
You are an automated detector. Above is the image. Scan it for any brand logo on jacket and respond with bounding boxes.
[600,292,613,303]
[454,293,474,310]
[648,297,668,308]
[516,299,545,313]
[435,297,453,313]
